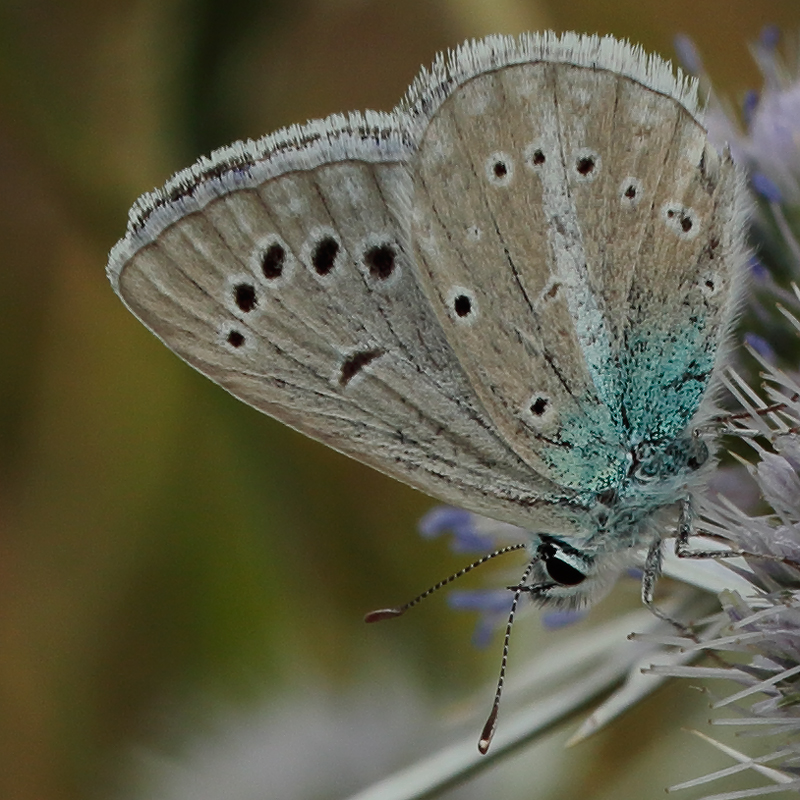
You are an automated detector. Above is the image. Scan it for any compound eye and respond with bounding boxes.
[542,551,586,586]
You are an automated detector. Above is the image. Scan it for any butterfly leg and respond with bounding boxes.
[674,496,800,568]
[641,537,676,623]
[674,496,745,560]
[642,535,697,636]
[641,536,662,609]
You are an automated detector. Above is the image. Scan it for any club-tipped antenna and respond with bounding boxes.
[478,559,537,755]
[364,543,527,623]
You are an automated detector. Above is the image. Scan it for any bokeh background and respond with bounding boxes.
[3,1,800,799]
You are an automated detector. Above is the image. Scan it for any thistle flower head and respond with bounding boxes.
[638,28,800,796]
[695,28,800,206]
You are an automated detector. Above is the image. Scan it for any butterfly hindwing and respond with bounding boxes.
[406,36,747,495]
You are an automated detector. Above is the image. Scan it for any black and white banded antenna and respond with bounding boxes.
[365,542,533,753]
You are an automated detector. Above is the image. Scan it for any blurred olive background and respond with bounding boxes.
[2,1,800,799]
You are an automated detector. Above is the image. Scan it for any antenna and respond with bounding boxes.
[365,542,541,754]
[364,543,526,622]
[478,560,536,754]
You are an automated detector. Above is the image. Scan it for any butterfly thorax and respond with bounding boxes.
[588,431,710,549]
[526,430,711,609]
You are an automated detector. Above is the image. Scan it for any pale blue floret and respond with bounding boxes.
[744,332,776,362]
[672,34,703,76]
[419,508,529,644]
[418,505,533,553]
[702,25,800,204]
[418,506,473,539]
[742,90,759,127]
[758,23,781,50]
[449,587,591,642]
[447,589,515,647]
[752,172,783,203]
[418,506,498,553]
[746,85,800,173]
[539,608,589,630]
[749,255,769,282]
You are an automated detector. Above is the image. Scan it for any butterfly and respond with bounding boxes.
[108,30,747,654]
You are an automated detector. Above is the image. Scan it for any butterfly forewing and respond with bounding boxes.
[112,127,585,533]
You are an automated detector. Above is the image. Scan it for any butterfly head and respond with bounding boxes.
[521,533,636,610]
[521,429,714,609]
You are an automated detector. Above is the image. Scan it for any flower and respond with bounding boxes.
[642,338,800,798]
[391,29,800,798]
[680,27,800,207]
[637,29,800,796]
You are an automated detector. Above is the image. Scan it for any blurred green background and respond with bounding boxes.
[2,1,800,799]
